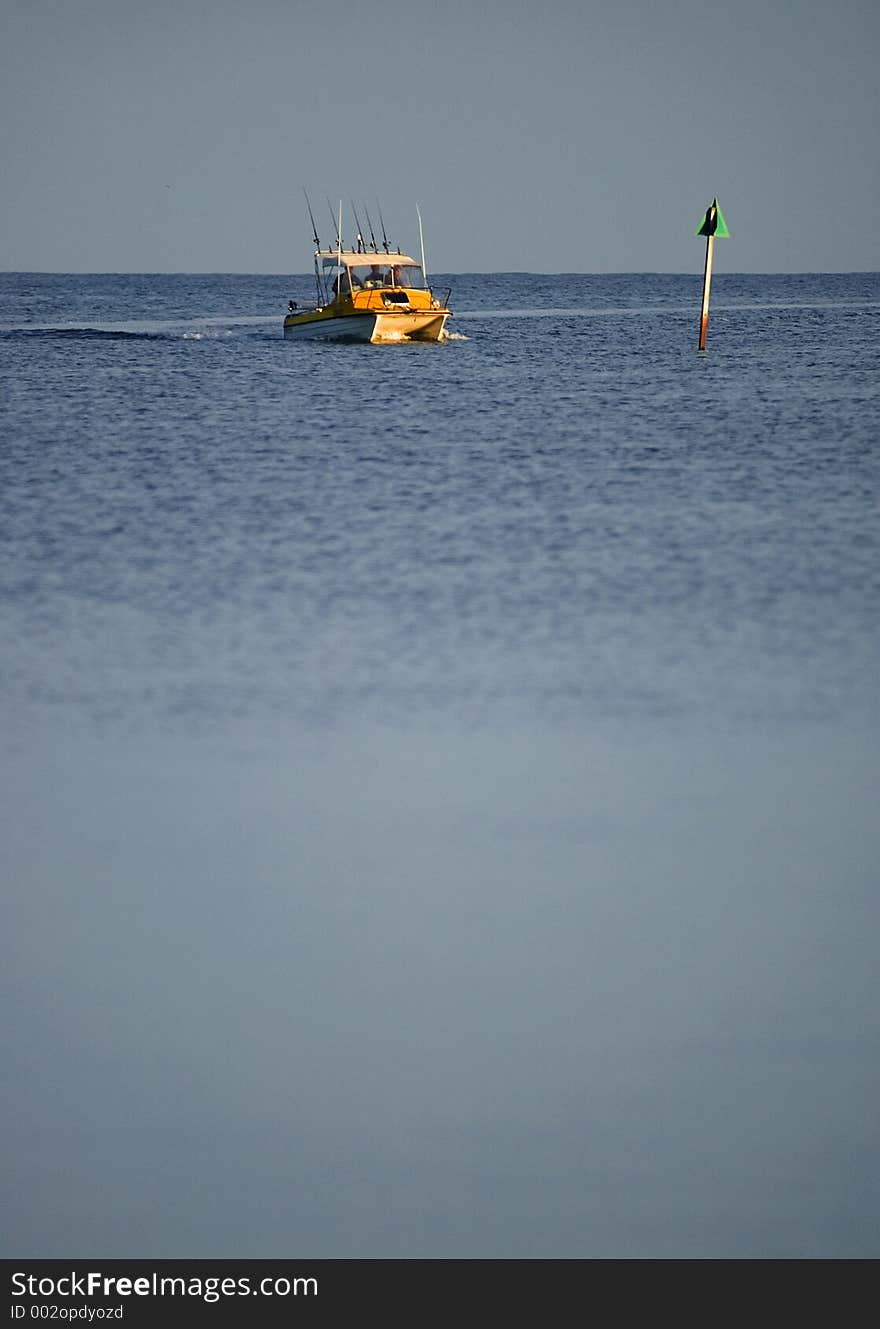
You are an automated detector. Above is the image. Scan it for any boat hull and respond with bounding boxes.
[284,309,449,343]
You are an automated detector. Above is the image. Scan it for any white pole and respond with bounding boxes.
[338,200,347,295]
[699,231,714,351]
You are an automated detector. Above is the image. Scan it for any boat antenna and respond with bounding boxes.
[376,198,390,253]
[349,197,366,253]
[362,201,379,252]
[302,187,321,250]
[325,194,341,250]
[417,204,428,284]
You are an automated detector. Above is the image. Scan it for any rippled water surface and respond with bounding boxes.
[2,271,879,1256]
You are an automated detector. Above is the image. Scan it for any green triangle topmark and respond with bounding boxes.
[695,199,730,238]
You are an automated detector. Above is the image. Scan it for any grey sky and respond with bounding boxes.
[2,0,878,272]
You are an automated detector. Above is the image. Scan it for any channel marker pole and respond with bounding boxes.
[695,198,730,350]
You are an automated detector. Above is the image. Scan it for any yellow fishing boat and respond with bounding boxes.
[284,199,452,343]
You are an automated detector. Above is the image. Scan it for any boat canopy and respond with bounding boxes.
[316,250,427,294]
[316,249,418,267]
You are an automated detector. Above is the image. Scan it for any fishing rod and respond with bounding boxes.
[302,187,321,250]
[376,199,390,253]
[362,202,379,252]
[325,194,341,249]
[302,188,326,306]
[349,197,366,253]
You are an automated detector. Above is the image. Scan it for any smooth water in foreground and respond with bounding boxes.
[2,272,879,1256]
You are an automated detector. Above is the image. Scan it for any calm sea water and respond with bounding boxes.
[2,271,879,1257]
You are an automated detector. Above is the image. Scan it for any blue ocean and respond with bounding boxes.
[2,271,878,1257]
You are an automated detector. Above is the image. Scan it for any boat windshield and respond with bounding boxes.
[319,257,426,293]
[352,261,426,290]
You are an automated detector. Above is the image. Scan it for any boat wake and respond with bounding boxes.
[0,321,273,342]
[0,326,167,341]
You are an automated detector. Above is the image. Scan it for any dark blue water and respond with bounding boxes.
[2,272,879,1257]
